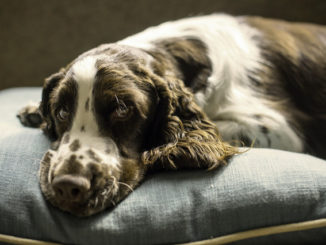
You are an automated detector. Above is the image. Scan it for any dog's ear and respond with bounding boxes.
[39,70,65,140]
[142,75,238,170]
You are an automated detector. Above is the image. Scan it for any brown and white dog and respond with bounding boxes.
[18,14,326,216]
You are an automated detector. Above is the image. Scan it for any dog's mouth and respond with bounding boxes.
[38,151,131,216]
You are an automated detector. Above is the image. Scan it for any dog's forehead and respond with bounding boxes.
[71,56,98,84]
[74,44,150,67]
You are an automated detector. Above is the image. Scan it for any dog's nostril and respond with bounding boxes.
[52,175,90,202]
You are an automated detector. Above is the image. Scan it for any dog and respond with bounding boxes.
[17,14,326,216]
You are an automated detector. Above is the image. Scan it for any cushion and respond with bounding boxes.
[0,87,326,245]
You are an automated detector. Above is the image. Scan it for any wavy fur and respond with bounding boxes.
[142,72,238,170]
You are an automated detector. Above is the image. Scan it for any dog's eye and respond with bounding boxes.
[57,108,69,121]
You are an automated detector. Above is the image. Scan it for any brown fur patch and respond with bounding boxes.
[115,158,144,203]
[86,149,101,163]
[148,37,212,93]
[69,139,81,152]
[244,16,326,64]
[141,70,238,170]
[62,133,70,144]
[56,154,85,176]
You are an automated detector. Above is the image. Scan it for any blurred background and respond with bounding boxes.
[1,0,326,90]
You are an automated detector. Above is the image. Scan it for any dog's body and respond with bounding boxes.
[18,14,326,216]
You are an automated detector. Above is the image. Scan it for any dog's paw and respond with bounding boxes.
[17,102,43,128]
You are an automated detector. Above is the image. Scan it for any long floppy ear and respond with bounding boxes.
[142,74,238,170]
[39,70,65,140]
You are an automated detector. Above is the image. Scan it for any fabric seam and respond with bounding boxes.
[179,218,326,245]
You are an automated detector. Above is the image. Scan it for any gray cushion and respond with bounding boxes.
[0,87,326,245]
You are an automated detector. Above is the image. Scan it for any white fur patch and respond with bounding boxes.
[71,56,98,135]
[72,56,98,84]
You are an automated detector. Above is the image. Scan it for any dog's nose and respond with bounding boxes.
[52,175,91,202]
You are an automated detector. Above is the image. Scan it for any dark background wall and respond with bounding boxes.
[1,0,326,90]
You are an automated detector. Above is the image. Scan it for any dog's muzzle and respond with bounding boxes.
[39,135,122,216]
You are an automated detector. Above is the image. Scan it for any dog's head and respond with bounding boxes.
[38,41,237,216]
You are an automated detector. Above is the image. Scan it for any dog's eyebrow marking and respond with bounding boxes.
[69,139,81,152]
[85,98,90,111]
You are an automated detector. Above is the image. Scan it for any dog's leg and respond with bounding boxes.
[215,120,303,152]
[17,102,43,128]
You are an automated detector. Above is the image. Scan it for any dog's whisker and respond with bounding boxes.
[117,181,134,192]
[93,197,99,208]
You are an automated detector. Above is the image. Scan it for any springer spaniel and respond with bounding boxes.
[18,14,326,216]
